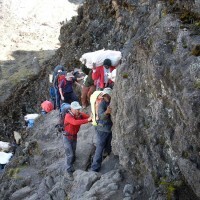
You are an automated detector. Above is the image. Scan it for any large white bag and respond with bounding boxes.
[24,114,40,121]
[0,152,12,164]
[80,49,122,69]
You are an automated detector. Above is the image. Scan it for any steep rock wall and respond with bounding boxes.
[56,0,200,198]
[60,0,200,198]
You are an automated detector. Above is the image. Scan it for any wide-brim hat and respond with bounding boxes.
[101,87,112,96]
[71,101,82,110]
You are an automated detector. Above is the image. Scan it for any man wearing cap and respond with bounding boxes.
[92,59,116,90]
[91,87,113,172]
[53,65,65,81]
[63,101,92,180]
[59,72,79,104]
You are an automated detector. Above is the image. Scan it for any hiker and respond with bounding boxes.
[52,65,65,109]
[92,59,116,90]
[73,68,84,79]
[91,88,112,172]
[55,102,71,135]
[58,72,79,104]
[63,101,92,180]
[81,59,96,108]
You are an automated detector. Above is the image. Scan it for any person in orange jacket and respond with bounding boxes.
[63,101,92,180]
[92,58,116,90]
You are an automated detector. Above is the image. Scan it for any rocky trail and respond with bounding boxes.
[0,110,136,200]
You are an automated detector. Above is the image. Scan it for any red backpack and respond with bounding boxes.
[58,74,66,86]
[41,100,54,113]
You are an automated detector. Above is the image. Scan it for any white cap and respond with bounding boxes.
[66,72,74,79]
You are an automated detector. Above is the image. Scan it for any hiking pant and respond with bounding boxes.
[50,98,56,110]
[63,92,79,104]
[81,85,96,107]
[54,87,61,109]
[91,130,112,172]
[63,135,77,173]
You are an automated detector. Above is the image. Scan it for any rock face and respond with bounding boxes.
[0,0,200,199]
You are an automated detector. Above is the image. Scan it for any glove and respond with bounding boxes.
[55,124,64,133]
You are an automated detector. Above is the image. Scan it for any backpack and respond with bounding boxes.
[55,103,71,133]
[52,65,65,82]
[90,91,103,126]
[58,74,66,85]
[41,100,54,113]
[53,71,66,88]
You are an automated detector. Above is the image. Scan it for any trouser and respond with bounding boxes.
[63,135,77,173]
[63,92,79,104]
[91,130,112,172]
[81,85,96,107]
[50,98,56,109]
[54,87,61,109]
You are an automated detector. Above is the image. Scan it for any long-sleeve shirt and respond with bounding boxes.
[96,100,112,132]
[64,111,89,140]
[81,65,94,87]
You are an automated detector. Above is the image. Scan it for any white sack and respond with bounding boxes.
[24,114,40,121]
[0,152,12,164]
[0,141,10,152]
[80,49,122,69]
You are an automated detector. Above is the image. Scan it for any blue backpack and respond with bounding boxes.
[60,103,71,113]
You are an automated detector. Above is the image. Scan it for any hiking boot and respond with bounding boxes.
[88,168,99,173]
[64,172,74,181]
[103,151,111,159]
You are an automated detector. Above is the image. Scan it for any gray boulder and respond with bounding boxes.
[11,186,31,200]
[75,124,96,170]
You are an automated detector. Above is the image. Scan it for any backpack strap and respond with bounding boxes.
[63,111,73,129]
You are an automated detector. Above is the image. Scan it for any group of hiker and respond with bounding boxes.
[42,57,117,180]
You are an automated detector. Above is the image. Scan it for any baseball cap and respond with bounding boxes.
[66,72,74,79]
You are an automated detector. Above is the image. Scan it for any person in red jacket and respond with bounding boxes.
[63,101,92,180]
[92,58,116,90]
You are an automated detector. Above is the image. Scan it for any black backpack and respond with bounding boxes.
[55,103,71,134]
